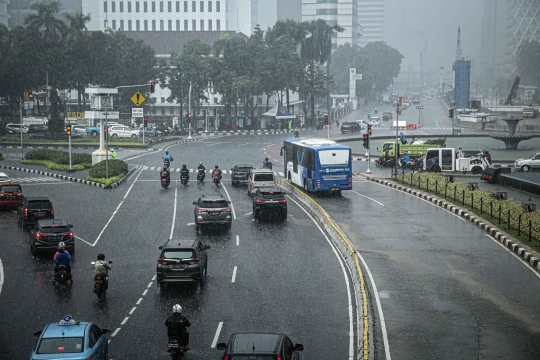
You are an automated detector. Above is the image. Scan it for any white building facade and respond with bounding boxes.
[357,0,384,47]
[0,0,9,27]
[83,0,227,32]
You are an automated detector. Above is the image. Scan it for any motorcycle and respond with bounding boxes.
[262,161,273,170]
[180,173,189,187]
[163,159,171,169]
[293,130,299,138]
[54,265,72,285]
[161,173,170,189]
[196,169,205,183]
[375,157,395,168]
[92,261,112,299]
[212,174,221,186]
[167,337,186,359]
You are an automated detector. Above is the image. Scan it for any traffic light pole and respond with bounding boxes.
[187,81,192,140]
[20,98,23,160]
[68,132,72,171]
[366,130,372,174]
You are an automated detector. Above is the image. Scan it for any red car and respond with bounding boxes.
[0,181,24,209]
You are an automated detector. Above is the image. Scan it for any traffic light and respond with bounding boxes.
[65,125,71,135]
[187,113,192,121]
[150,81,155,93]
[324,115,329,125]
[143,117,148,127]
[448,109,454,118]
[363,134,369,149]
[367,124,372,136]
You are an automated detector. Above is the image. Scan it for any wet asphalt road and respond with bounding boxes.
[0,135,354,359]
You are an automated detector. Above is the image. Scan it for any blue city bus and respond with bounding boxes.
[280,138,353,193]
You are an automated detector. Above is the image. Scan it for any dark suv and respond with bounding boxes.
[17,197,54,229]
[253,187,287,222]
[29,219,74,257]
[382,112,393,121]
[193,194,232,232]
[230,164,254,186]
[217,332,304,360]
[156,239,210,290]
[340,121,362,133]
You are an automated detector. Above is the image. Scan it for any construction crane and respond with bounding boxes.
[455,26,462,60]
[503,75,520,105]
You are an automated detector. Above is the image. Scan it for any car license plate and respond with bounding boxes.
[35,213,44,217]
[210,211,220,216]
[172,264,186,270]
[168,341,180,348]
[7,196,15,200]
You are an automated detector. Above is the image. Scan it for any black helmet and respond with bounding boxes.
[215,165,219,168]
[165,151,169,155]
[182,164,187,168]
[97,254,105,260]
[265,157,269,161]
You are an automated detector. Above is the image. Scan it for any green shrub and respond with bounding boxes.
[19,160,89,171]
[24,149,92,165]
[0,152,3,160]
[86,174,124,187]
[89,159,128,178]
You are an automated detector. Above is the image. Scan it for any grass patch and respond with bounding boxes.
[19,159,91,171]
[86,174,125,187]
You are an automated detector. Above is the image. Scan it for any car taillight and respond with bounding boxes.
[51,207,54,216]
[255,199,265,203]
[276,355,282,360]
[224,355,229,360]
[64,231,74,237]
[251,183,254,188]
[157,258,169,264]
[278,199,287,203]
[24,208,28,217]
[198,209,206,213]
[235,172,241,175]
[349,177,352,184]
[186,258,199,263]
[35,233,46,239]
[222,208,231,213]
[274,182,276,187]
[95,275,101,280]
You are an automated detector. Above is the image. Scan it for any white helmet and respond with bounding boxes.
[172,304,182,314]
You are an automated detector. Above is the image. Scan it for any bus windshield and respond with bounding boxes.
[319,150,349,166]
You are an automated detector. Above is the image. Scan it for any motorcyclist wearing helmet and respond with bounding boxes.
[162,151,174,167]
[53,241,71,260]
[384,150,391,165]
[165,304,191,351]
[262,157,273,170]
[94,254,112,290]
[180,164,190,182]
[54,242,72,279]
[401,151,411,167]
[160,165,170,185]
[415,152,424,169]
[211,165,222,182]
[196,162,206,180]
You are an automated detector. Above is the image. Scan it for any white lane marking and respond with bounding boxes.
[112,328,121,337]
[287,196,356,359]
[142,289,148,296]
[244,212,252,216]
[417,131,428,135]
[127,167,140,181]
[236,235,239,246]
[221,183,237,219]
[92,166,144,247]
[0,257,4,295]
[121,317,129,325]
[238,143,250,147]
[152,275,157,281]
[231,266,237,283]
[17,183,72,186]
[170,187,178,239]
[352,191,385,207]
[279,172,284,176]
[137,298,143,305]
[150,166,156,171]
[357,251,392,360]
[211,322,224,348]
[486,235,540,279]
[74,235,93,246]
[129,307,136,315]
[147,282,153,288]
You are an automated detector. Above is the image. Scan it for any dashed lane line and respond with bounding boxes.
[121,317,129,325]
[129,307,136,315]
[211,322,224,348]
[112,328,121,337]
[231,266,237,283]
[142,289,148,296]
[236,235,239,246]
[137,298,143,305]
[352,190,385,207]
[0,257,4,296]
[221,182,236,220]
[147,282,153,288]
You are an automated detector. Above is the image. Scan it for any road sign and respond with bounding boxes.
[420,105,424,110]
[132,108,144,118]
[23,90,29,100]
[130,92,146,107]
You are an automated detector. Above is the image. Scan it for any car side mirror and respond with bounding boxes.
[204,245,211,250]
[193,201,197,205]
[216,343,227,350]
[280,148,284,156]
[230,168,233,171]
[34,330,43,337]
[108,261,112,264]
[159,246,163,250]
[294,344,304,351]
[69,224,73,228]
[227,201,231,204]
[102,328,112,335]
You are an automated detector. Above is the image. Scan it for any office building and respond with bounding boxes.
[505,0,540,74]
[226,0,277,36]
[480,0,507,81]
[8,0,82,28]
[454,59,471,108]
[357,0,384,47]
[302,0,362,49]
[277,0,301,22]
[0,0,9,27]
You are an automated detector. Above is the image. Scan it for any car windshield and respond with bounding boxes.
[201,200,228,208]
[0,185,20,192]
[41,226,70,233]
[163,250,195,259]
[230,356,275,360]
[37,337,84,354]
[254,174,274,182]
[27,201,51,209]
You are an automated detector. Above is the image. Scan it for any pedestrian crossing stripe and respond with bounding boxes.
[10,177,64,182]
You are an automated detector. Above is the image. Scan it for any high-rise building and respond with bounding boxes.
[454,59,471,108]
[0,0,9,27]
[277,0,301,22]
[83,0,227,32]
[302,0,362,49]
[480,0,507,81]
[357,0,384,47]
[505,0,540,74]
[226,0,277,36]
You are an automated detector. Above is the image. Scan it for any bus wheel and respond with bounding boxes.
[432,165,441,172]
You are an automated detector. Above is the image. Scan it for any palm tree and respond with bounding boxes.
[24,1,66,41]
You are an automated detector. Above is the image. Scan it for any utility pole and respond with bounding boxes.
[20,97,23,159]
[395,97,402,174]
[188,81,192,140]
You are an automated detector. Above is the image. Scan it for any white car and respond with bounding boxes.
[514,153,540,172]
[353,120,367,129]
[6,123,29,133]
[72,125,86,135]
[369,117,381,126]
[108,125,139,138]
[0,172,10,182]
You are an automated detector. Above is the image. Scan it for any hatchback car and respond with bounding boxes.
[6,123,29,133]
[30,315,111,360]
[193,194,232,231]
[0,181,24,209]
[72,125,86,135]
[230,164,254,186]
[156,239,210,289]
[29,219,74,257]
[217,332,304,360]
[382,112,393,121]
[340,121,362,133]
[17,196,54,229]
[0,172,10,182]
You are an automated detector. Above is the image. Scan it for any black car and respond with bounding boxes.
[253,187,287,222]
[17,197,54,229]
[28,124,49,133]
[217,332,303,360]
[382,112,393,121]
[29,219,74,257]
[230,164,254,186]
[340,121,362,133]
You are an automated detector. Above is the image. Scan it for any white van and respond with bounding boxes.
[6,123,29,133]
[247,169,276,196]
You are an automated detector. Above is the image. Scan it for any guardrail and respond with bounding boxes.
[276,177,372,359]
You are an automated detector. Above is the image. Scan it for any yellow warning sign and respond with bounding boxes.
[130,92,146,107]
[23,90,29,100]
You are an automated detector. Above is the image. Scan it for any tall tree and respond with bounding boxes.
[361,41,403,92]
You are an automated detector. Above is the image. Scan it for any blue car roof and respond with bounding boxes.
[42,322,90,338]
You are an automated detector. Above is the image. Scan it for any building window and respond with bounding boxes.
[136,19,140,30]
[144,1,147,12]
[176,19,180,30]
[104,1,108,12]
[161,108,166,115]
[144,19,148,30]
[120,19,124,30]
[168,1,171,11]
[128,1,132,12]
[200,19,204,30]
[160,1,163,11]
[112,19,116,29]
[184,1,188,12]
[216,0,219,12]
[104,20,108,28]
[112,1,116,12]
[192,1,195,12]
[192,19,196,30]
[161,97,165,103]
[176,1,180,11]
[119,1,123,12]
[316,8,337,15]
[216,19,220,30]
[184,19,188,30]
[168,19,172,30]
[208,19,212,30]
[208,0,212,12]
[152,1,155,12]
[200,0,204,11]
[160,19,164,30]
[136,1,140,12]
[152,19,156,30]
[128,19,132,30]
[214,97,218,104]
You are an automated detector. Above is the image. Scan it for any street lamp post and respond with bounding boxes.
[447,85,454,135]
[188,81,192,140]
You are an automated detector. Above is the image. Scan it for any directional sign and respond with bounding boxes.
[130,92,146,107]
[420,105,424,110]
[132,108,144,118]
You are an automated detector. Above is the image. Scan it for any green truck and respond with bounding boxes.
[380,138,446,157]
